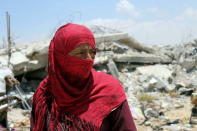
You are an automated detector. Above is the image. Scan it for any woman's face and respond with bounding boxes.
[68,43,96,59]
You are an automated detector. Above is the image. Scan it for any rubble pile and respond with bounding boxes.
[0,25,197,130]
[7,108,30,131]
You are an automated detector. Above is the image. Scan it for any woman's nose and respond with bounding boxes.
[85,52,93,59]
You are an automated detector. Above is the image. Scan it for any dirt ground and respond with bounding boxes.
[134,97,197,131]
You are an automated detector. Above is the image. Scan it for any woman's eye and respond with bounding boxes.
[79,52,85,55]
[90,50,96,55]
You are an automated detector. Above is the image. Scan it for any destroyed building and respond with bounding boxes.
[0,25,197,130]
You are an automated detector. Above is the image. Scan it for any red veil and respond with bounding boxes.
[31,23,126,131]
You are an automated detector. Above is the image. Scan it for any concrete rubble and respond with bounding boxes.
[0,25,197,130]
[7,108,30,131]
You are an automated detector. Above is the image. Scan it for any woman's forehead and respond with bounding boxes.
[73,43,93,50]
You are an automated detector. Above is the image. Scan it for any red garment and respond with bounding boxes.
[31,23,126,131]
[43,100,137,131]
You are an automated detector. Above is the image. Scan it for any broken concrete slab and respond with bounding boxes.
[117,36,154,53]
[0,100,18,112]
[147,77,168,92]
[114,54,160,63]
[10,52,29,74]
[0,41,49,76]
[113,54,172,64]
[136,65,173,80]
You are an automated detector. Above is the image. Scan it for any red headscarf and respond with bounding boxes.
[31,23,126,131]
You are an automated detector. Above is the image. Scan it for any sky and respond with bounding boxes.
[0,0,197,46]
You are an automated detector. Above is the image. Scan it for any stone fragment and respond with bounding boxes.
[147,77,167,92]
[107,60,119,79]
[144,108,160,118]
[0,68,13,95]
[130,107,145,120]
[117,36,154,53]
[10,52,29,74]
[179,88,194,96]
[136,65,173,80]
[7,108,30,130]
[165,124,182,131]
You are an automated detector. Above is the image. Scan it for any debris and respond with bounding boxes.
[130,107,145,120]
[117,36,154,53]
[179,88,194,96]
[190,92,197,124]
[165,124,182,131]
[0,100,18,112]
[7,108,30,131]
[14,85,31,110]
[0,68,13,95]
[144,108,160,118]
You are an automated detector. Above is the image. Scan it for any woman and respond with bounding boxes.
[31,23,137,131]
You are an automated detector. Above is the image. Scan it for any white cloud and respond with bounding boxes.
[116,0,139,17]
[146,8,161,14]
[84,18,197,45]
[185,8,197,17]
[181,8,197,20]
[174,8,197,23]
[83,6,197,46]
